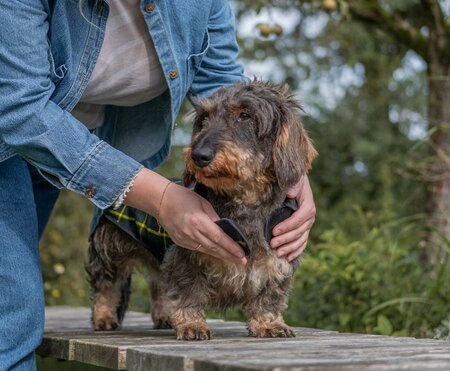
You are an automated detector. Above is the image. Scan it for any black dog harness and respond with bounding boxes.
[103,183,298,263]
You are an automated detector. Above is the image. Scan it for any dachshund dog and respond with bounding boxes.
[86,80,317,340]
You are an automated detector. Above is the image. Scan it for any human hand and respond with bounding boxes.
[158,182,247,265]
[270,176,316,261]
[125,169,247,265]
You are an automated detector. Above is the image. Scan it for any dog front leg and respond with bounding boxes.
[244,283,295,338]
[160,249,211,340]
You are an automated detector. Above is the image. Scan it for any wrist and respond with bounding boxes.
[156,181,173,222]
[124,168,171,216]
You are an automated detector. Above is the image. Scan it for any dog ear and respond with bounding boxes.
[272,102,317,189]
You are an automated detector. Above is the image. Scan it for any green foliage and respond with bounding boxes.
[285,212,450,338]
[36,356,111,371]
[40,190,92,306]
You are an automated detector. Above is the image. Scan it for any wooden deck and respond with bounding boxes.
[38,306,450,370]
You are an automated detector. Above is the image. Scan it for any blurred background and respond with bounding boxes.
[41,0,450,339]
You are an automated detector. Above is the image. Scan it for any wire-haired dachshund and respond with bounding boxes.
[87,80,317,340]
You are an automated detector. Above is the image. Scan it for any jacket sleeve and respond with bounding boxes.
[188,0,250,98]
[0,1,142,209]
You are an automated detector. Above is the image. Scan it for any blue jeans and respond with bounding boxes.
[0,156,59,371]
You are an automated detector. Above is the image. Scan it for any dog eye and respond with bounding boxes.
[238,112,251,122]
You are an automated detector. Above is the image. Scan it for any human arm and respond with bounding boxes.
[0,0,141,209]
[0,1,246,264]
[270,176,316,261]
[188,0,249,99]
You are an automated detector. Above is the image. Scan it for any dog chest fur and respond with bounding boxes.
[175,244,294,311]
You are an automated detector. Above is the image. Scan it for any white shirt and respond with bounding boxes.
[72,0,167,129]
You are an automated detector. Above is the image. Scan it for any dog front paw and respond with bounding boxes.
[92,307,120,331]
[248,320,295,338]
[175,322,211,341]
[92,316,120,331]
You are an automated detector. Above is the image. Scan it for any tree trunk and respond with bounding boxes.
[424,30,450,263]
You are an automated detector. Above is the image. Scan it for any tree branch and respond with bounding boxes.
[421,0,447,36]
[420,0,450,59]
[345,1,428,61]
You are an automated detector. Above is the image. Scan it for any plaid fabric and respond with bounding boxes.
[104,205,171,263]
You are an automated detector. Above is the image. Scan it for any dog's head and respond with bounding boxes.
[184,81,317,201]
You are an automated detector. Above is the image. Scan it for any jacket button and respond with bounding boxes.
[85,187,96,198]
[169,69,178,79]
[145,3,154,12]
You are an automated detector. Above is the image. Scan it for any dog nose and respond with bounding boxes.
[191,146,215,168]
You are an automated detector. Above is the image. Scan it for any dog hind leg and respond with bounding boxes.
[90,273,131,331]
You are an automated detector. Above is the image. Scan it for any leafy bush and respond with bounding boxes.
[285,210,450,338]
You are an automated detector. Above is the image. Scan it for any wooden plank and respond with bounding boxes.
[38,337,73,361]
[125,340,450,371]
[39,307,450,371]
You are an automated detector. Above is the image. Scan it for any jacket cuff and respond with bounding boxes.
[66,141,143,209]
[112,170,140,209]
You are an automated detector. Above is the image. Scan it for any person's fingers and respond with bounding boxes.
[186,232,244,263]
[272,204,316,237]
[200,198,220,221]
[197,241,247,265]
[270,217,314,249]
[286,179,303,199]
[287,240,308,262]
[171,222,246,265]
[279,177,315,235]
[202,227,245,259]
[199,217,246,258]
[276,230,310,258]
[158,188,246,264]
[199,199,247,264]
[189,226,246,265]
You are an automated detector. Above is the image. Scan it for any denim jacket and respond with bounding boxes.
[0,0,245,209]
